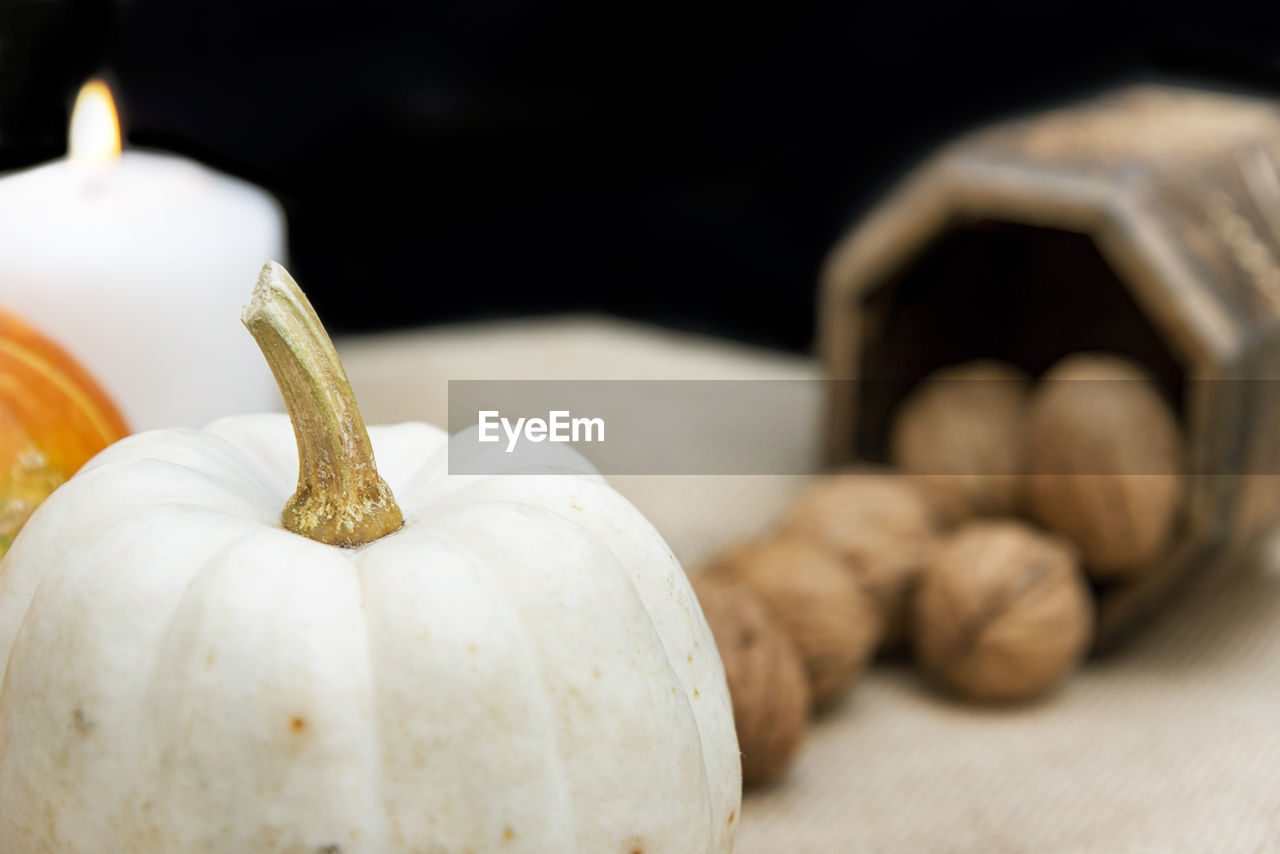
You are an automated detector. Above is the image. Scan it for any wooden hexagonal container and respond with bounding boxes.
[819,84,1280,649]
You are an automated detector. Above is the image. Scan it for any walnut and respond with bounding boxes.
[1025,353,1183,580]
[782,472,939,648]
[890,360,1031,523]
[912,519,1093,703]
[703,538,881,709]
[692,578,811,787]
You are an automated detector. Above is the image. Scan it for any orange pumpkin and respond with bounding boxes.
[0,309,129,552]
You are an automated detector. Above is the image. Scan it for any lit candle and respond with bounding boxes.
[0,80,286,429]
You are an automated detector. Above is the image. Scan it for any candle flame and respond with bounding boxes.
[69,79,122,166]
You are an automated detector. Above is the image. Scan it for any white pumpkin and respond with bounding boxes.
[0,263,740,854]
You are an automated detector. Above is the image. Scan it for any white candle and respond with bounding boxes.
[0,80,286,430]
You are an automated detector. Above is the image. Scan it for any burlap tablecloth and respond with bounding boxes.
[339,316,1280,854]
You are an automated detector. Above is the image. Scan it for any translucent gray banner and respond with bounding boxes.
[448,380,823,475]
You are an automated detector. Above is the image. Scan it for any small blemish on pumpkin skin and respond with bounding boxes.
[503,827,515,841]
[728,811,735,824]
[71,707,94,735]
[571,503,583,511]
[290,717,307,733]
[693,689,700,698]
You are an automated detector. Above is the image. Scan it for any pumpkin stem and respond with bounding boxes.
[242,261,403,547]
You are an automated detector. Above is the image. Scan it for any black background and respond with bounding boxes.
[4,0,1280,350]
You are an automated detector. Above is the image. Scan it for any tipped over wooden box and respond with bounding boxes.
[819,84,1280,649]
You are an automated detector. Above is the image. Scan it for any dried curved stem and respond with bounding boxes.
[242,261,403,547]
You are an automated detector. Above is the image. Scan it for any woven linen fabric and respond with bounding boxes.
[338,316,1280,854]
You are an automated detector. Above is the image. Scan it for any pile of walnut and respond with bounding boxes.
[694,352,1183,787]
